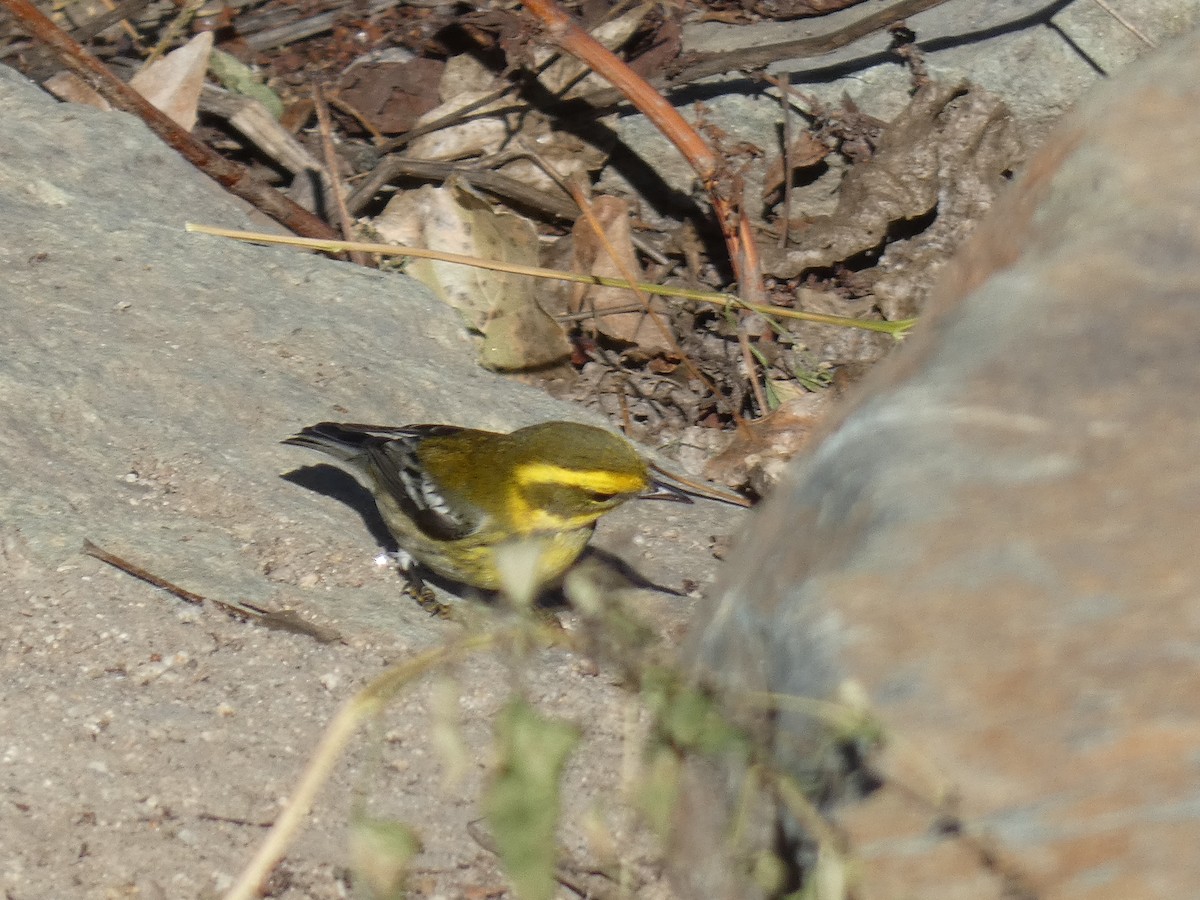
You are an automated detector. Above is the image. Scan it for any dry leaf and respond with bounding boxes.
[571,196,674,357]
[405,55,511,163]
[762,131,831,203]
[128,31,213,131]
[43,71,111,110]
[405,11,646,192]
[762,81,1022,279]
[704,395,826,494]
[373,182,569,370]
[337,52,444,135]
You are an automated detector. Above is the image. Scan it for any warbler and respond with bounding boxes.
[283,420,689,600]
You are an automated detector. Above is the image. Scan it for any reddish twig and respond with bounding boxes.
[520,0,765,307]
[1,0,336,240]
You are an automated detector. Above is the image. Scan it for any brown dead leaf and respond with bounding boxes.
[762,81,1022,280]
[763,130,831,203]
[704,394,827,495]
[372,182,570,371]
[571,196,674,357]
[128,31,213,131]
[337,54,444,135]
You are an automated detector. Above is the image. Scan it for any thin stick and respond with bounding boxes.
[139,0,205,69]
[520,0,765,306]
[662,0,958,86]
[647,463,752,508]
[345,156,579,221]
[0,0,335,240]
[766,73,797,250]
[83,540,342,643]
[70,0,150,43]
[1089,0,1155,47]
[312,82,370,266]
[738,330,769,416]
[84,539,223,609]
[186,223,916,337]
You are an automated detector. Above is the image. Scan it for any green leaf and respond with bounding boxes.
[208,49,284,120]
[483,698,580,900]
[636,745,681,839]
[348,816,422,900]
[641,667,747,756]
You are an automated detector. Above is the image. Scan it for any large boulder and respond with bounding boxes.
[686,27,1200,900]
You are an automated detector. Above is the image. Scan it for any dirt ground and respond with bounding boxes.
[3,501,727,899]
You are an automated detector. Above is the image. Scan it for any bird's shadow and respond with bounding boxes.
[282,464,397,552]
[282,464,684,607]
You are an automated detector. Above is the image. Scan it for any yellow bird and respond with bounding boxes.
[283,421,688,601]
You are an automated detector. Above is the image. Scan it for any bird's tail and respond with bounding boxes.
[281,422,377,461]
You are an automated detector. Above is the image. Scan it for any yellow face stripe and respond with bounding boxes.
[513,461,646,495]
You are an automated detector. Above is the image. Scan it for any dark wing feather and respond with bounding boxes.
[360,429,483,542]
[286,423,484,541]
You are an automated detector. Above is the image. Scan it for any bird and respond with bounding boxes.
[282,420,689,607]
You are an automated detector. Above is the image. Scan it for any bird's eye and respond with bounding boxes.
[587,490,617,503]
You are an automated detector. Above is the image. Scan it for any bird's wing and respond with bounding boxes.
[364,428,485,542]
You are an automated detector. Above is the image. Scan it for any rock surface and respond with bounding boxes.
[608,0,1200,209]
[0,65,735,897]
[687,26,1200,900]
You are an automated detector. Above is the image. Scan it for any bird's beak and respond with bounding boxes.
[639,479,694,503]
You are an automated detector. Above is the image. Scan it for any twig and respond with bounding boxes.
[765,73,796,250]
[240,0,402,52]
[0,0,336,240]
[69,0,150,43]
[1089,0,1155,47]
[375,89,522,155]
[662,0,956,85]
[520,0,766,308]
[737,330,768,416]
[647,462,752,508]
[328,94,387,144]
[186,224,916,337]
[139,0,205,70]
[346,156,579,221]
[312,81,370,266]
[200,84,323,177]
[82,539,342,643]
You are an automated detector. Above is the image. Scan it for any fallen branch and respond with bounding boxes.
[1,0,335,239]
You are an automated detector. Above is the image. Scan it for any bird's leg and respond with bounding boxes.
[383,549,454,619]
[402,572,453,619]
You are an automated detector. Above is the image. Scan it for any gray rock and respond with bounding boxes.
[0,65,729,638]
[684,25,1200,900]
[0,64,741,900]
[606,0,1200,210]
